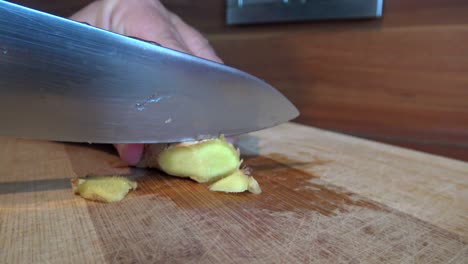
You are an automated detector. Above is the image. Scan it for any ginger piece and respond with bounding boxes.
[209,169,261,194]
[137,136,262,194]
[71,176,137,203]
[247,176,262,194]
[209,169,249,193]
[139,136,241,183]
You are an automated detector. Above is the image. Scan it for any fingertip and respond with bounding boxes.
[115,144,144,166]
[204,51,223,64]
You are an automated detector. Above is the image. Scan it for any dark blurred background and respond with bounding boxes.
[8,0,468,161]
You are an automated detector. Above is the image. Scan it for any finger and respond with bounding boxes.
[69,0,114,29]
[169,14,222,63]
[114,144,144,166]
[68,1,98,24]
[109,0,192,54]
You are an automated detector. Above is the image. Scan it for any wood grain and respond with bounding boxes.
[197,1,468,161]
[1,123,467,263]
[166,0,468,161]
[210,26,468,158]
[0,139,106,263]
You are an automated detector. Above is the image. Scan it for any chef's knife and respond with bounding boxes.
[0,0,299,144]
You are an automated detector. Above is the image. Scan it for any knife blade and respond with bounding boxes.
[0,0,299,144]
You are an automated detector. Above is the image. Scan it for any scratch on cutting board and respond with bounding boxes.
[79,177,467,263]
[442,245,468,264]
[55,135,468,263]
[195,232,222,263]
[280,213,307,262]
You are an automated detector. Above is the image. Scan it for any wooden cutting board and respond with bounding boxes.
[0,123,467,263]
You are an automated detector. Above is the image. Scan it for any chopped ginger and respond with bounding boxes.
[71,176,137,203]
[137,135,262,194]
[209,169,249,193]
[157,136,240,183]
[209,169,261,194]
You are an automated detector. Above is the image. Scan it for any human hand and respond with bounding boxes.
[70,0,222,165]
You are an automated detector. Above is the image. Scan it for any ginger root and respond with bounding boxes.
[138,136,240,183]
[137,136,262,194]
[71,176,137,203]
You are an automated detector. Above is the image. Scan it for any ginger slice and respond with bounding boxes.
[209,169,261,194]
[247,176,262,194]
[71,176,137,203]
[156,136,241,183]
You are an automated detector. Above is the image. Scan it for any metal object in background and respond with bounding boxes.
[226,0,384,25]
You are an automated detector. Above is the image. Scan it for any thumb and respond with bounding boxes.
[114,144,144,166]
